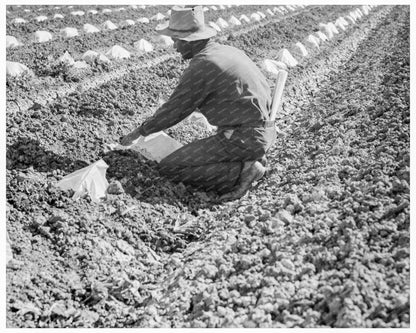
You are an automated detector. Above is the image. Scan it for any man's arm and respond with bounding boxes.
[120,61,210,145]
[140,61,211,135]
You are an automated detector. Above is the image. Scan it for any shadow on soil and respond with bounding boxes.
[6,138,218,215]
[102,149,218,210]
[6,137,90,173]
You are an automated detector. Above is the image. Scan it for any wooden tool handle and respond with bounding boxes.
[270,70,288,122]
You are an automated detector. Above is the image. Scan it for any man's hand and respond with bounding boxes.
[120,127,142,146]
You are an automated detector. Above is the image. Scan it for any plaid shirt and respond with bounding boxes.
[139,41,272,136]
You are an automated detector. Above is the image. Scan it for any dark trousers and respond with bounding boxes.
[158,125,276,194]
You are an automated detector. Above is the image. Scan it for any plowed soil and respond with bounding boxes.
[6,5,410,328]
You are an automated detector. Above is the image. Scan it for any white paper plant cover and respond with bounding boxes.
[304,34,320,49]
[208,21,221,32]
[257,11,266,19]
[362,6,369,15]
[293,42,308,57]
[275,7,285,15]
[102,20,118,31]
[250,13,261,22]
[54,14,65,19]
[110,132,183,162]
[327,22,340,34]
[71,11,85,16]
[203,7,209,12]
[97,53,111,63]
[340,17,349,26]
[33,31,53,43]
[166,10,171,16]
[139,5,146,9]
[320,25,334,39]
[279,6,288,13]
[155,35,174,47]
[275,61,288,71]
[58,51,75,66]
[6,61,30,77]
[73,61,90,69]
[335,20,347,31]
[315,30,329,42]
[188,112,217,132]
[137,17,150,24]
[123,19,136,26]
[102,8,112,14]
[105,45,131,59]
[57,159,109,203]
[6,36,22,48]
[261,59,288,75]
[350,11,358,20]
[134,39,154,53]
[239,14,250,23]
[82,50,99,62]
[13,17,26,24]
[287,5,296,11]
[211,6,218,10]
[35,15,48,22]
[319,23,333,39]
[277,49,298,67]
[60,27,79,38]
[266,9,275,16]
[219,5,226,10]
[151,13,165,21]
[346,15,356,25]
[88,9,98,15]
[82,50,111,64]
[228,16,241,26]
[131,132,183,162]
[83,23,100,34]
[216,18,229,29]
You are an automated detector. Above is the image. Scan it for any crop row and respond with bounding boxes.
[6,5,299,76]
[6,5,171,29]
[7,5,409,328]
[6,5,311,113]
[6,5,374,173]
[6,4,242,22]
[6,4,366,109]
[6,5,285,45]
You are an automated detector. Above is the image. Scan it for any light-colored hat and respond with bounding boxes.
[156,6,217,41]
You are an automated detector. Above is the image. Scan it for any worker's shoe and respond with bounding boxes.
[218,161,266,201]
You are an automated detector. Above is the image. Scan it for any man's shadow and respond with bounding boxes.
[6,137,89,174]
[102,149,217,211]
[6,137,217,211]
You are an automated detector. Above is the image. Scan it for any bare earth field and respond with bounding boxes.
[5,4,410,328]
